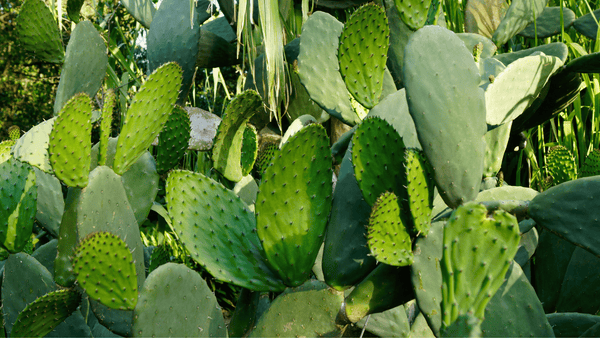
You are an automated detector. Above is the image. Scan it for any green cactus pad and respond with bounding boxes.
[486,54,563,126]
[34,167,63,237]
[546,312,600,337]
[156,105,191,174]
[464,0,507,38]
[121,0,156,28]
[580,149,600,177]
[367,191,413,266]
[491,0,548,46]
[441,202,520,328]
[147,0,210,103]
[403,26,486,208]
[99,90,115,167]
[73,232,138,310]
[249,280,344,337]
[555,245,600,314]
[343,264,413,323]
[279,115,316,146]
[11,117,56,173]
[298,11,359,126]
[352,116,406,206]
[256,124,333,286]
[53,21,107,115]
[493,42,568,67]
[49,93,92,188]
[514,227,538,267]
[133,263,227,337]
[11,289,81,338]
[254,140,279,178]
[338,4,389,109]
[148,245,170,273]
[166,170,285,291]
[356,305,411,337]
[114,62,182,175]
[0,157,37,253]
[228,289,261,337]
[546,145,577,185]
[0,140,14,163]
[442,313,482,338]
[8,125,20,140]
[240,124,258,177]
[572,9,600,40]
[483,122,512,177]
[564,52,600,74]
[405,148,434,236]
[15,0,64,63]
[212,90,262,182]
[519,7,576,39]
[32,238,58,276]
[394,0,432,30]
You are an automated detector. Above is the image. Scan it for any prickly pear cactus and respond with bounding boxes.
[394,0,433,30]
[240,124,258,177]
[15,0,64,63]
[580,149,600,177]
[99,90,115,167]
[8,126,20,140]
[338,4,390,109]
[156,105,191,174]
[254,140,279,177]
[404,148,434,236]
[546,145,577,185]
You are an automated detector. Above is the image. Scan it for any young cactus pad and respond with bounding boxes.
[113,62,182,175]
[10,289,81,338]
[367,191,413,266]
[394,0,433,30]
[441,202,520,329]
[338,4,390,109]
[48,93,92,188]
[256,124,333,286]
[404,148,435,236]
[166,170,285,291]
[73,232,138,310]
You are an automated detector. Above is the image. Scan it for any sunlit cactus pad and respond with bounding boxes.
[404,148,434,236]
[73,232,138,310]
[367,191,413,266]
[394,0,432,30]
[441,202,520,329]
[11,289,81,338]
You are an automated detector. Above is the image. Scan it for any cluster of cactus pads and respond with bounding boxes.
[4,0,600,336]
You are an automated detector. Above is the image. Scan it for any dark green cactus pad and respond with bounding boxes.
[564,52,600,74]
[228,289,260,337]
[133,263,227,337]
[343,264,413,323]
[338,4,389,109]
[196,29,241,69]
[441,313,481,338]
[240,124,258,177]
[34,167,63,237]
[49,93,92,188]
[529,176,600,258]
[555,245,600,314]
[148,245,170,273]
[11,117,56,173]
[323,144,377,290]
[91,137,159,225]
[0,157,37,253]
[367,191,413,266]
[514,228,538,267]
[287,69,329,124]
[352,116,406,206]
[67,0,85,22]
[54,187,83,287]
[483,122,511,177]
[121,0,156,28]
[166,170,285,291]
[405,148,434,236]
[519,7,576,39]
[53,21,107,115]
[486,54,563,126]
[441,202,520,328]
[11,289,81,338]
[156,105,191,175]
[147,0,210,103]
[212,90,262,182]
[546,145,577,185]
[580,149,600,177]
[394,0,432,30]
[256,124,332,286]
[99,90,115,167]
[491,0,548,46]
[573,9,600,40]
[493,42,568,67]
[254,140,279,178]
[32,239,58,276]
[15,0,64,63]
[480,262,553,336]
[73,232,138,310]
[546,312,600,337]
[403,26,486,208]
[249,280,344,337]
[464,0,507,38]
[114,62,182,175]
[297,11,359,126]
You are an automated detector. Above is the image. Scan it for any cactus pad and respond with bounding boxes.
[156,105,191,174]
[580,149,600,177]
[11,117,56,173]
[0,140,14,163]
[166,170,285,291]
[441,202,520,329]
[546,145,577,185]
[148,245,170,273]
[15,0,64,63]
[254,140,279,177]
[240,124,258,177]
[352,116,406,206]
[0,157,37,253]
[73,232,138,310]
[212,90,262,182]
[99,90,115,167]
[338,4,390,109]
[49,93,92,188]
[404,148,434,236]
[367,191,413,266]
[114,62,182,175]
[394,0,432,30]
[256,124,333,286]
[492,0,548,46]
[8,126,20,140]
[11,289,81,338]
